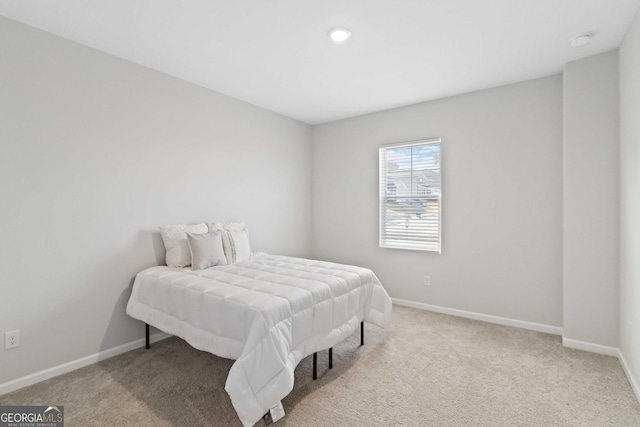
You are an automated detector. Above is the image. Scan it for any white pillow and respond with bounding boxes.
[207,222,248,264]
[207,221,245,232]
[159,223,208,267]
[187,231,227,270]
[227,228,252,263]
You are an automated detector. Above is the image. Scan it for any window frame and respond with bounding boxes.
[379,137,442,253]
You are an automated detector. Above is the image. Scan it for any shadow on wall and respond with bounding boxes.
[151,232,166,267]
[98,230,166,354]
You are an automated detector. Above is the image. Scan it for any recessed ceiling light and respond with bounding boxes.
[569,33,592,47]
[328,27,352,42]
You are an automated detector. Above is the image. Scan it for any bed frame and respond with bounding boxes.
[145,321,365,380]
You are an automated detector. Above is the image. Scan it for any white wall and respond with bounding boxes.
[0,16,311,385]
[620,7,640,395]
[562,52,619,348]
[311,76,564,328]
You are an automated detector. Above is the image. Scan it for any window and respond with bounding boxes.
[379,138,441,253]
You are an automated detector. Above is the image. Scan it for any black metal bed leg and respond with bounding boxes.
[145,324,150,349]
[313,352,317,380]
[360,321,364,346]
[329,348,333,369]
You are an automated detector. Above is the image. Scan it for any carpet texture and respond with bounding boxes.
[2,305,639,426]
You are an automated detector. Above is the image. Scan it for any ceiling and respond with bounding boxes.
[1,0,639,124]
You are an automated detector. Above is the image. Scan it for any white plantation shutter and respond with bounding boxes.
[379,138,441,253]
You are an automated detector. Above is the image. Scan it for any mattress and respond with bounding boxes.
[126,253,393,426]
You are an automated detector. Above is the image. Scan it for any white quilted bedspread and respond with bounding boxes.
[126,253,392,426]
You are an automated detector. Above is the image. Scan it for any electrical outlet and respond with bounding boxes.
[5,330,20,350]
[423,275,431,286]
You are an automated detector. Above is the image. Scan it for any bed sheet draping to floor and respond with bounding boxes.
[126,253,393,426]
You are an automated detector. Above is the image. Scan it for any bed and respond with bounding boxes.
[126,247,392,426]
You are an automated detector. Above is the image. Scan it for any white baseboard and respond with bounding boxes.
[0,332,172,396]
[561,337,619,357]
[392,298,563,336]
[617,350,640,404]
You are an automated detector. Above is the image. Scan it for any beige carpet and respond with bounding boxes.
[2,305,639,426]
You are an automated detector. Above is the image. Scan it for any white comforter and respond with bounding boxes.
[126,253,393,426]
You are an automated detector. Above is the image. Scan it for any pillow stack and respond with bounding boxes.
[159,223,208,268]
[159,221,252,270]
[207,222,251,265]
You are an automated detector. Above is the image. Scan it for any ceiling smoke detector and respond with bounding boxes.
[328,27,352,42]
[569,33,592,47]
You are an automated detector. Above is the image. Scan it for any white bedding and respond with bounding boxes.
[126,253,393,426]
